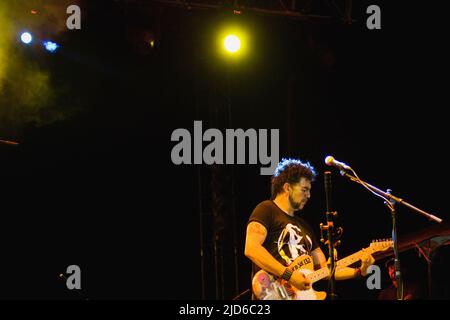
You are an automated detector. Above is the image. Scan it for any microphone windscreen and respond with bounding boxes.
[325,156,334,166]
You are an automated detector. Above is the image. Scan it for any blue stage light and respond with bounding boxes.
[43,41,59,53]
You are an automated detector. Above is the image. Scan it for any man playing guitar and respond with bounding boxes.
[245,158,376,299]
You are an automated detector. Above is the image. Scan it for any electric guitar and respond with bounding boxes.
[252,239,393,300]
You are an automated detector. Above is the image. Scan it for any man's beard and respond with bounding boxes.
[289,193,302,210]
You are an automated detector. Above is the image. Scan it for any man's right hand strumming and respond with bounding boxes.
[290,271,311,291]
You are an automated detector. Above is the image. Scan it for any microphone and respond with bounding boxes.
[324,156,351,170]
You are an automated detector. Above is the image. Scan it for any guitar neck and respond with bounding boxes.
[307,249,369,283]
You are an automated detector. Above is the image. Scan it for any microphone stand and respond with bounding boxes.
[339,169,442,300]
[385,188,403,300]
[320,171,341,300]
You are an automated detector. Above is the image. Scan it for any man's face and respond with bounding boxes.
[288,178,312,211]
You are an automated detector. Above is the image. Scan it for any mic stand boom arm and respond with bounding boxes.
[339,171,442,224]
[339,169,443,300]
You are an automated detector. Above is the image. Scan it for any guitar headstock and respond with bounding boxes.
[368,239,393,253]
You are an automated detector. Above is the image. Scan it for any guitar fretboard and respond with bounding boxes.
[307,248,375,283]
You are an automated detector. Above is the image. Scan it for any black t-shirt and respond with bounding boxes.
[248,200,320,275]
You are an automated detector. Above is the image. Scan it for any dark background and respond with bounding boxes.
[0,0,448,299]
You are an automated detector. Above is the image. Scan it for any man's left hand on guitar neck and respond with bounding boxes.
[359,248,376,277]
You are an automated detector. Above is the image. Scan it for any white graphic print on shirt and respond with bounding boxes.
[277,223,313,265]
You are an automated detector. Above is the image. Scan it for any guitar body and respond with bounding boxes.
[252,254,327,300]
[251,240,392,300]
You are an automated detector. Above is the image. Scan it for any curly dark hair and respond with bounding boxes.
[271,158,317,199]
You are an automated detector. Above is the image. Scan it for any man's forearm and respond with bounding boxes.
[245,244,286,277]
